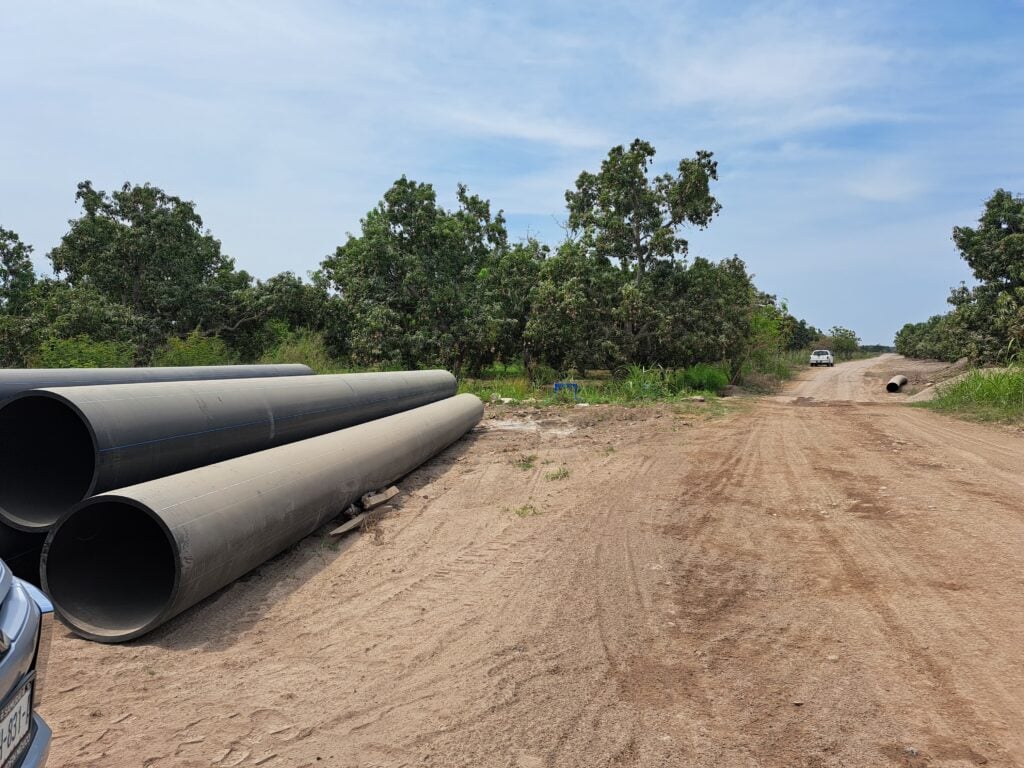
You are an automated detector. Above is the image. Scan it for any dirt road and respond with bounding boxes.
[41,356,1024,767]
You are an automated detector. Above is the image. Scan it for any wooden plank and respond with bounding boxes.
[329,512,367,537]
[361,485,400,510]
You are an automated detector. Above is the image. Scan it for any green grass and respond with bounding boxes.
[511,504,541,518]
[459,364,729,406]
[920,367,1024,422]
[544,467,570,481]
[513,454,537,470]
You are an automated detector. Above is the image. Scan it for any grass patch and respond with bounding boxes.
[513,454,537,470]
[545,467,570,481]
[920,367,1024,422]
[511,504,541,518]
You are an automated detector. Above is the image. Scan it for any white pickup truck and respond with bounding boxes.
[809,349,834,367]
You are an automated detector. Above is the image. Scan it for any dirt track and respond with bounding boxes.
[40,355,1024,767]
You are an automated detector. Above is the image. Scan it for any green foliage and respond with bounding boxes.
[221,271,349,362]
[680,363,729,393]
[895,314,964,361]
[544,467,570,481]
[512,504,541,518]
[523,241,620,374]
[151,330,236,366]
[259,330,347,374]
[2,150,842,389]
[31,335,135,368]
[323,177,507,375]
[566,139,720,280]
[901,189,1024,364]
[49,181,247,337]
[513,455,537,470]
[483,238,546,368]
[783,316,823,351]
[0,227,36,315]
[529,363,560,385]
[826,326,860,359]
[924,367,1024,421]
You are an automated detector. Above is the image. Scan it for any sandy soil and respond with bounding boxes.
[39,355,1024,767]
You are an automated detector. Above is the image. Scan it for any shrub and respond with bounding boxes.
[260,330,343,373]
[681,363,728,393]
[927,367,1024,421]
[530,364,560,385]
[31,335,135,368]
[151,330,236,367]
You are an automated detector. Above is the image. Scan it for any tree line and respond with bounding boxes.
[1,139,858,379]
[896,189,1024,363]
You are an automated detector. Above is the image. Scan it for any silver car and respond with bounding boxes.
[0,560,52,767]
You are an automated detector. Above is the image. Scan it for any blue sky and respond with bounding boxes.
[2,1,1022,344]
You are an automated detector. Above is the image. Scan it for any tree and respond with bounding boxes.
[0,227,36,315]
[564,140,722,365]
[673,256,758,373]
[220,271,348,361]
[565,139,721,281]
[948,189,1024,361]
[827,326,860,359]
[523,241,620,374]
[481,238,546,369]
[323,177,507,374]
[782,316,822,351]
[48,181,246,342]
[895,315,964,361]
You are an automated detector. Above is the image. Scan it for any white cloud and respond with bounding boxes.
[438,108,609,149]
[844,158,928,203]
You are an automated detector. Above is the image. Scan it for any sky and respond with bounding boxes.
[2,1,1023,345]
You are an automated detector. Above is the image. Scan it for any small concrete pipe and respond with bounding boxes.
[42,393,483,642]
[886,375,909,393]
[0,364,312,406]
[0,370,456,532]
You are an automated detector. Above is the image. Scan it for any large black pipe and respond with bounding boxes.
[0,370,456,532]
[0,364,313,406]
[887,375,909,393]
[42,393,483,642]
[0,524,45,585]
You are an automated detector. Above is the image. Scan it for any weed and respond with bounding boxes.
[604,445,616,454]
[513,454,537,470]
[512,504,541,517]
[545,467,570,481]
[922,367,1024,421]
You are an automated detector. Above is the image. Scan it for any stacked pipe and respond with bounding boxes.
[0,366,481,642]
[0,364,313,581]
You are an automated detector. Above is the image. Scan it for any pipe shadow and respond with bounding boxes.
[117,430,485,653]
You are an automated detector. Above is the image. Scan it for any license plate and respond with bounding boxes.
[0,682,31,768]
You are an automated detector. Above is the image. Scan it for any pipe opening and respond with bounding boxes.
[886,382,900,392]
[0,395,96,530]
[44,501,176,640]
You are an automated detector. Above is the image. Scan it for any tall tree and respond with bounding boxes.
[565,139,721,281]
[949,189,1024,360]
[48,181,246,338]
[0,227,36,315]
[323,177,507,374]
[481,238,546,369]
[523,241,620,375]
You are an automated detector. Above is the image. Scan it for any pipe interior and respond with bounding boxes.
[0,396,95,528]
[45,501,176,637]
[886,382,899,392]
